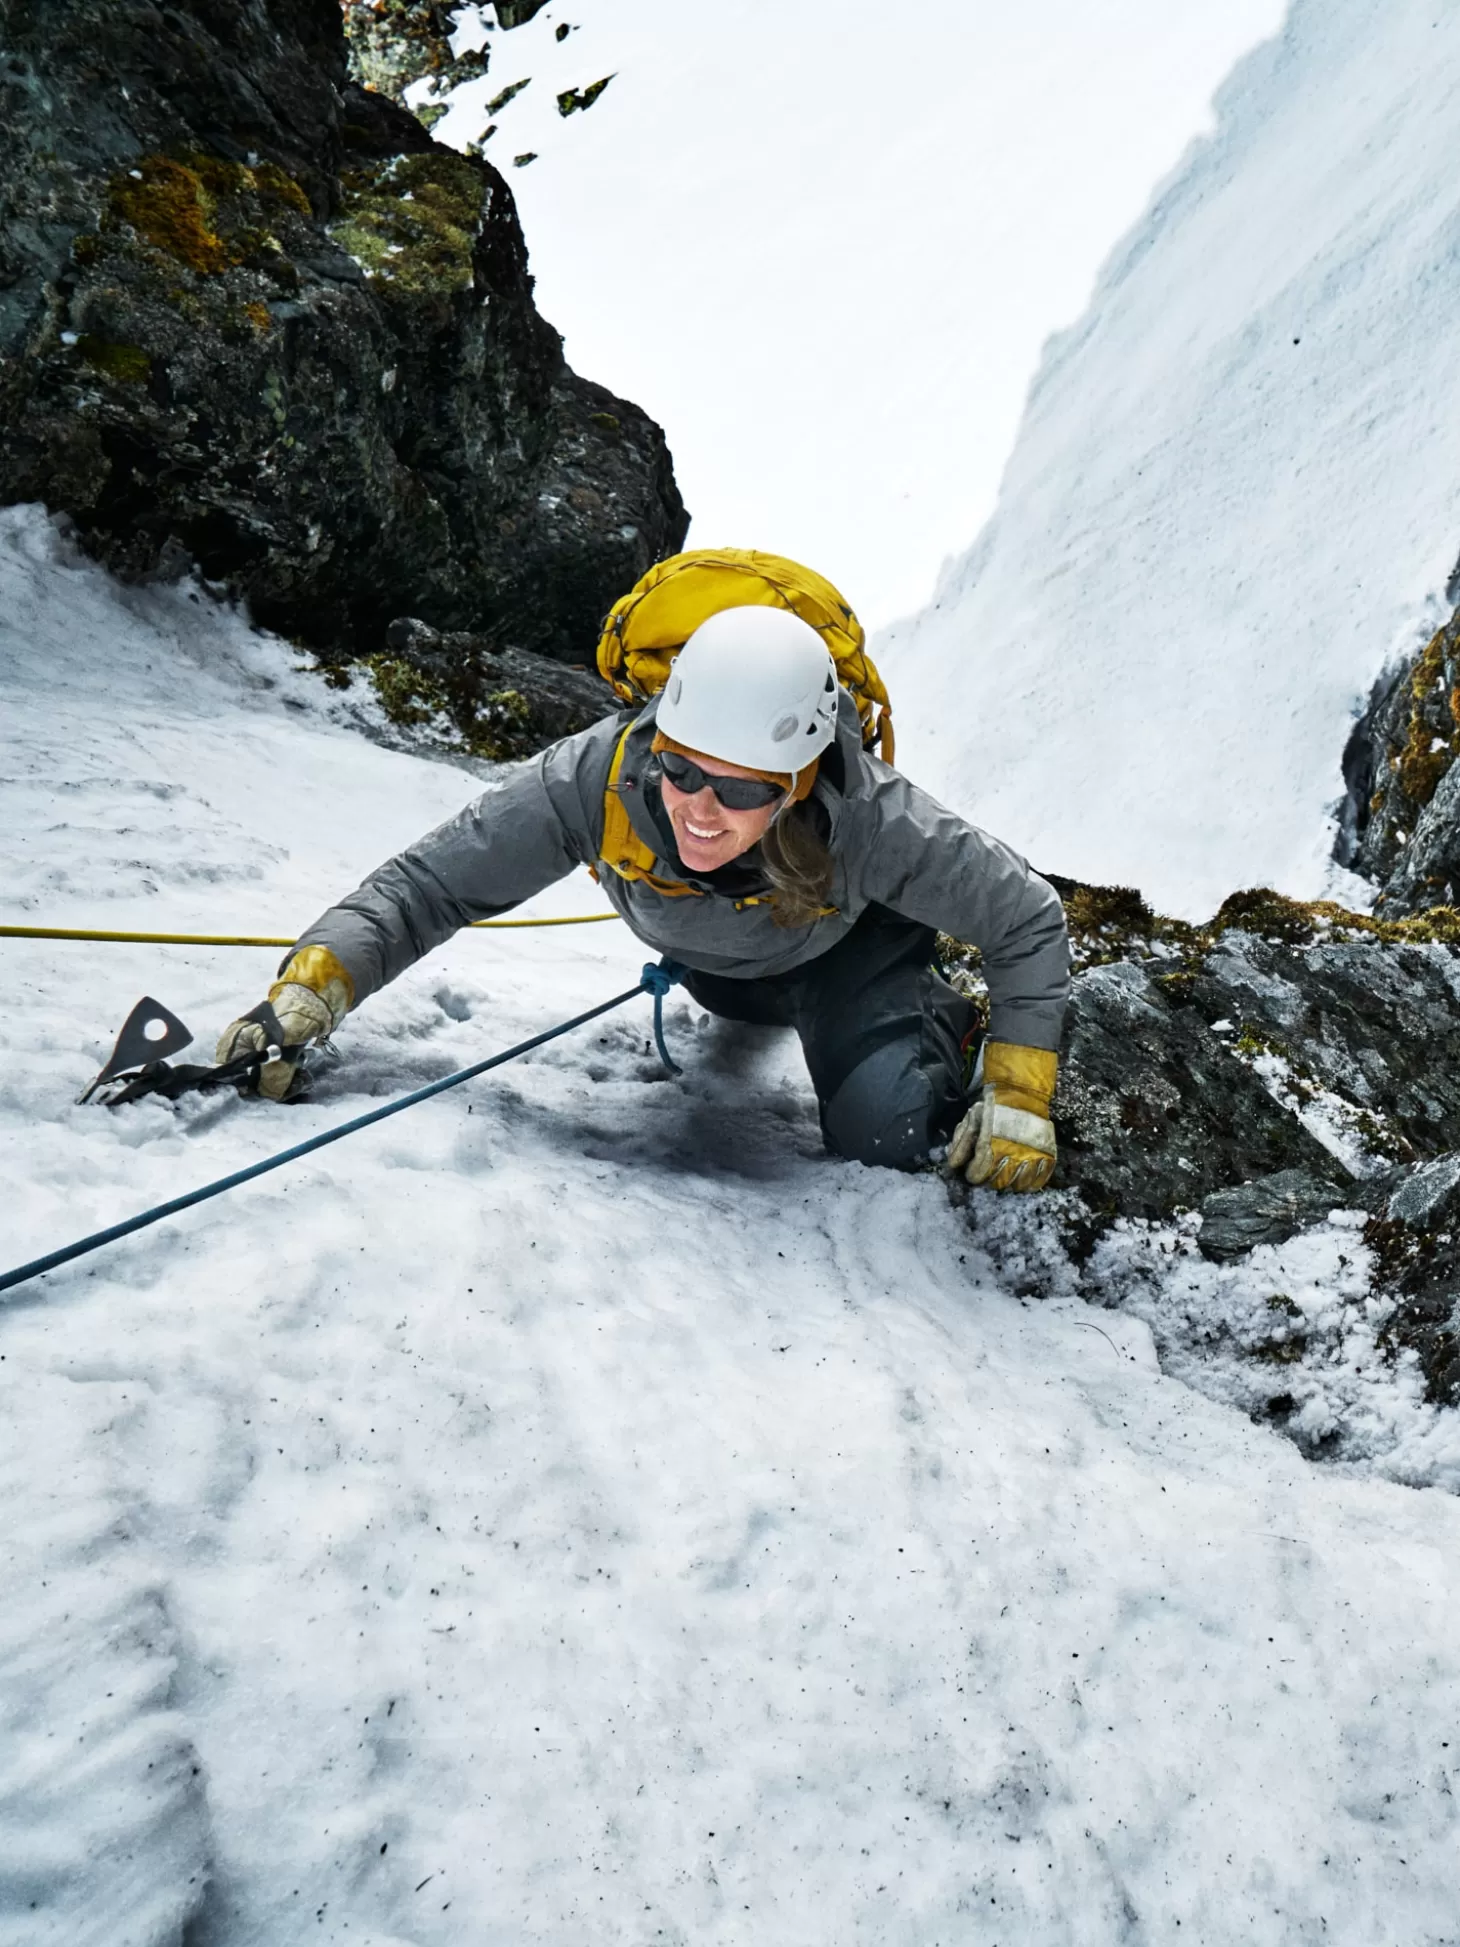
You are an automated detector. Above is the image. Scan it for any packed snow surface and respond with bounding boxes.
[885,0,1460,917]
[4,506,1460,1944]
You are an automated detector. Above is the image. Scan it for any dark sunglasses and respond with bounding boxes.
[658,748,787,811]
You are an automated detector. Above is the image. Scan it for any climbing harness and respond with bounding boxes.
[0,961,687,1300]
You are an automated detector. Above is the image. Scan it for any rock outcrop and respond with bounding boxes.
[1340,592,1460,910]
[370,613,618,762]
[0,0,687,686]
[944,885,1460,1407]
[339,1,489,117]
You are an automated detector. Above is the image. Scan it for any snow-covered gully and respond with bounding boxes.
[4,510,1459,1943]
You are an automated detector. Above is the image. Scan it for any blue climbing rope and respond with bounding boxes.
[0,960,687,1299]
[640,958,687,1076]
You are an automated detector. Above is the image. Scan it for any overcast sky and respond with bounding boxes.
[439,1,1287,627]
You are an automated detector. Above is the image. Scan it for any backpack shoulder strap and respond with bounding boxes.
[596,721,704,898]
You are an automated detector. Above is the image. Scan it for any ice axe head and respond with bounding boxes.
[78,997,193,1104]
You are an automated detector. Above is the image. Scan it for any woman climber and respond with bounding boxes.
[216,551,1070,1191]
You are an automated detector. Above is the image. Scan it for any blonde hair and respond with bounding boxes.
[760,802,835,928]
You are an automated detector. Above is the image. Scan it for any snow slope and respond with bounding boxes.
[5,506,1460,1944]
[425,0,1284,627]
[884,0,1460,918]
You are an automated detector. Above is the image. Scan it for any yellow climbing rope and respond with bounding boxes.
[0,915,621,947]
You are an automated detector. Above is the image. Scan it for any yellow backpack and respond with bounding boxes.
[592,549,893,896]
[596,547,893,758]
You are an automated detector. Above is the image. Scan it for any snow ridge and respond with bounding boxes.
[885,0,1460,918]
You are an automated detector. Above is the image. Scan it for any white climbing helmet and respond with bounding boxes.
[656,605,841,773]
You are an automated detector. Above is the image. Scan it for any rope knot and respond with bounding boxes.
[639,959,684,998]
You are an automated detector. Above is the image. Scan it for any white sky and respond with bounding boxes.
[435,1,1287,627]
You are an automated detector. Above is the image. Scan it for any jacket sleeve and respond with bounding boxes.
[290,716,622,1006]
[846,763,1070,1052]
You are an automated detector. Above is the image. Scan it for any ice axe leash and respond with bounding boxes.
[0,961,687,1299]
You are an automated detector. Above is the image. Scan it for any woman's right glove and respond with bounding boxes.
[215,945,354,1101]
[946,1040,1058,1192]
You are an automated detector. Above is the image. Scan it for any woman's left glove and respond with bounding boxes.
[946,1041,1058,1192]
[215,945,354,1101]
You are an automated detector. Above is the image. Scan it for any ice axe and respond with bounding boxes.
[1,962,686,1299]
[78,995,293,1106]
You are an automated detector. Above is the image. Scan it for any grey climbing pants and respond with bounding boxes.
[681,904,977,1168]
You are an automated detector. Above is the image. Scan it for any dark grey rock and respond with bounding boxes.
[1053,922,1460,1233]
[1188,930,1460,1159]
[1197,1170,1349,1263]
[1383,760,1460,916]
[1364,1151,1460,1407]
[0,0,687,677]
[1009,898,1460,1405]
[375,614,618,759]
[1386,1150,1460,1230]
[1338,600,1460,910]
[1053,959,1345,1227]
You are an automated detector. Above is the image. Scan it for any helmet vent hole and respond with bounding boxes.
[771,713,799,742]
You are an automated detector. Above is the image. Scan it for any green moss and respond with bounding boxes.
[1348,1108,1410,1163]
[253,161,313,219]
[186,154,252,202]
[1229,1020,1322,1103]
[1253,1336,1307,1366]
[1393,628,1458,810]
[364,659,538,761]
[1210,886,1460,951]
[366,655,444,727]
[76,335,151,383]
[557,75,614,117]
[330,152,483,298]
[590,411,621,434]
[469,689,534,760]
[103,152,314,280]
[486,77,531,115]
[940,877,1460,1044]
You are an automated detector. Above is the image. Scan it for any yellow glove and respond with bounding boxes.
[946,1041,1058,1192]
[215,945,354,1102]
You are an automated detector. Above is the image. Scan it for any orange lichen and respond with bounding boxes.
[1393,628,1456,810]
[109,158,233,273]
[105,154,312,278]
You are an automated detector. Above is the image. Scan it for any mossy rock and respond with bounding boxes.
[76,336,151,384]
[103,153,313,278]
[331,152,484,297]
[0,0,686,673]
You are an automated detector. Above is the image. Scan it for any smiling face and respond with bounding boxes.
[659,747,787,873]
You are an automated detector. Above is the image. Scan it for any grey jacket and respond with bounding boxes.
[296,694,1070,1050]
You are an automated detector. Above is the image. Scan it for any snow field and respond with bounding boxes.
[4,507,1460,1942]
[884,0,1460,916]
